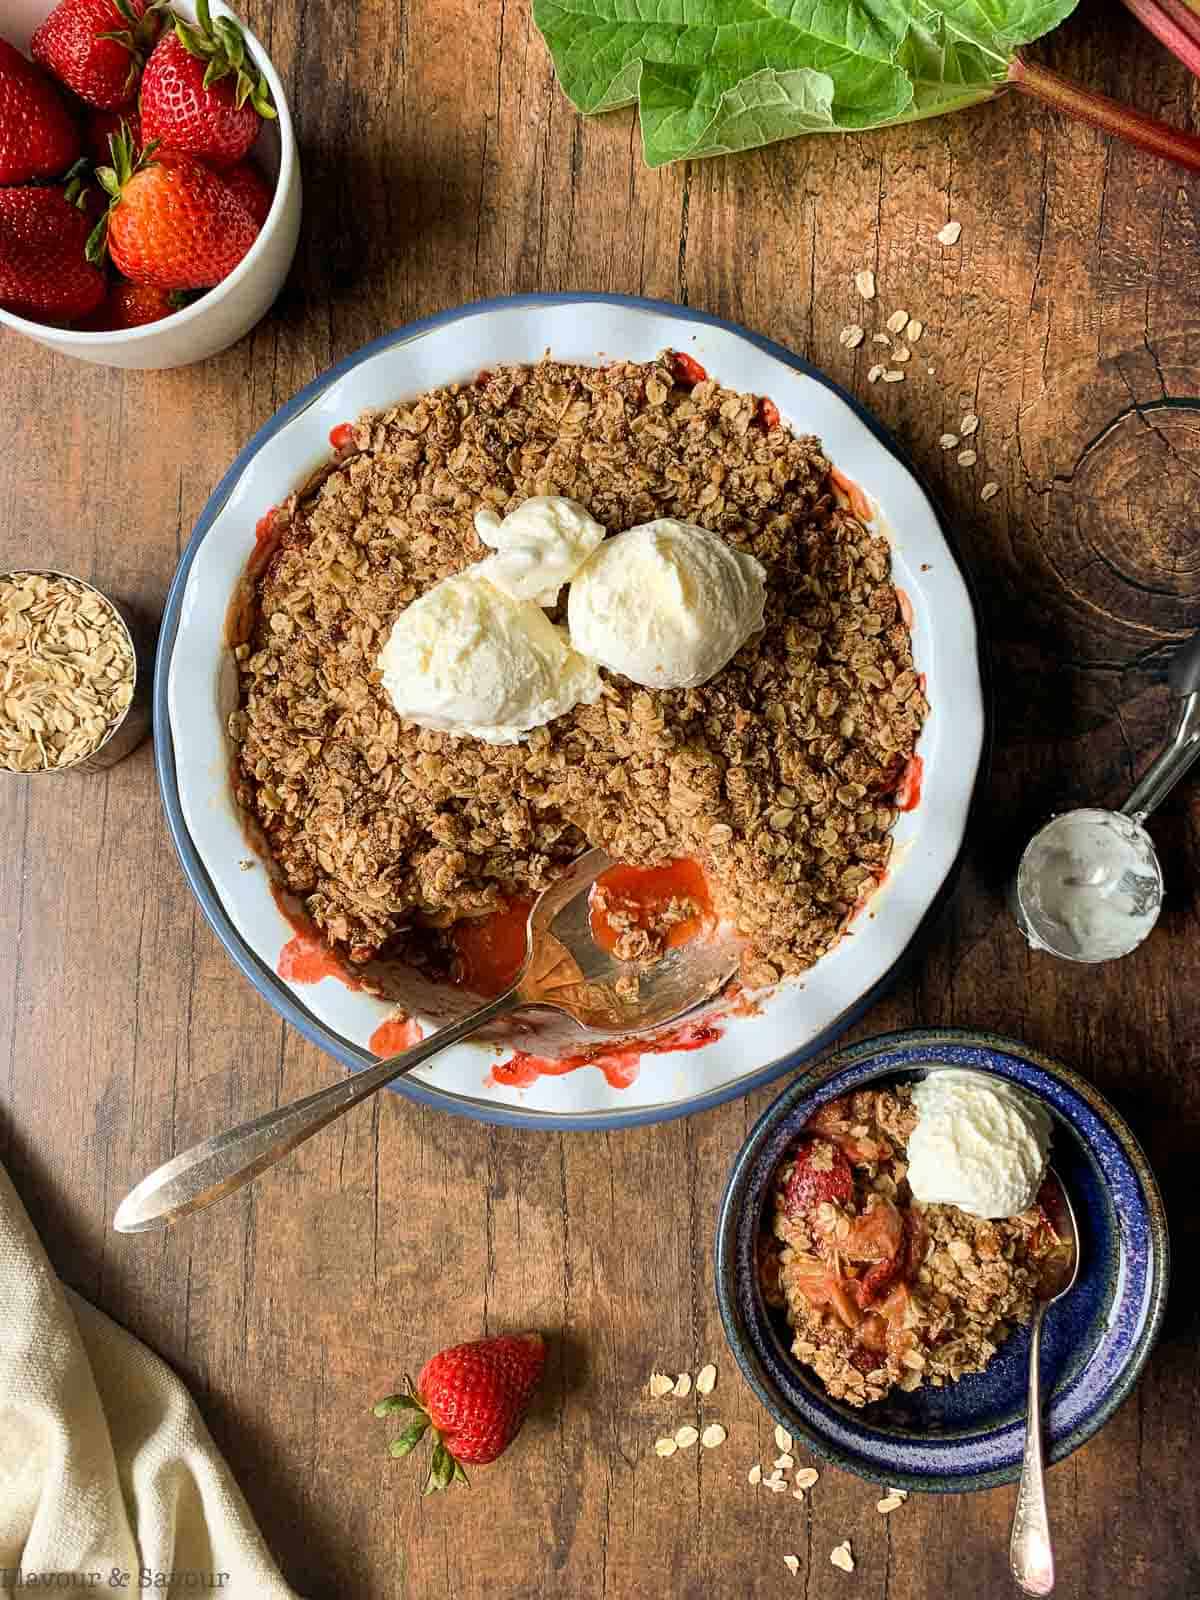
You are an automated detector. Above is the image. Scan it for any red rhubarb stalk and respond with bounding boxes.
[1008,52,1200,173]
[1118,0,1200,76]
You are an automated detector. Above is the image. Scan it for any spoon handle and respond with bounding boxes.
[113,990,519,1232]
[1010,1302,1055,1596]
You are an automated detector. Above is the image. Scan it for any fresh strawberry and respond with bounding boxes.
[220,159,273,227]
[0,185,106,323]
[31,0,163,110]
[89,129,259,289]
[75,277,182,329]
[374,1332,546,1491]
[140,0,275,171]
[0,38,81,184]
[782,1134,855,1220]
[84,103,141,165]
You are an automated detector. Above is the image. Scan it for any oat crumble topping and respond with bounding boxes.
[231,357,926,986]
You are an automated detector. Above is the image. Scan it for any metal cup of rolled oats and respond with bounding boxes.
[0,570,154,775]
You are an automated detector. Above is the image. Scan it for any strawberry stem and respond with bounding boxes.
[1008,51,1200,172]
[1119,0,1200,74]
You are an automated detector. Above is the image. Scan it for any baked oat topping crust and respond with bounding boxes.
[231,357,927,984]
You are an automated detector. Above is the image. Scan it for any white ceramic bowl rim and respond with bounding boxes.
[154,292,991,1129]
[0,0,295,346]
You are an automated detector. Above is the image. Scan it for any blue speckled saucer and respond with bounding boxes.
[714,1027,1169,1492]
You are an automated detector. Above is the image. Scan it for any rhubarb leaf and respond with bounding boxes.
[532,0,1080,166]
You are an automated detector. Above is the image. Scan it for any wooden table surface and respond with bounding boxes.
[4,2,1200,1595]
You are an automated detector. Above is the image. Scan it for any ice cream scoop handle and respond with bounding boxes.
[1010,1303,1055,1596]
[1168,627,1200,697]
[112,990,519,1232]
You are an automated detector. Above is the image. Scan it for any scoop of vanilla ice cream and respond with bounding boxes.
[907,1069,1052,1219]
[566,520,766,689]
[474,496,606,607]
[378,570,602,745]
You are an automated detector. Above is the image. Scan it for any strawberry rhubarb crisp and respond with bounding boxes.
[230,355,927,990]
[760,1084,1067,1406]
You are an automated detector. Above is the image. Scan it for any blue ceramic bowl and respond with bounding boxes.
[715,1027,1169,1492]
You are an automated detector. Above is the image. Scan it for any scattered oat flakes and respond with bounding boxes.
[783,1555,800,1575]
[872,332,892,346]
[792,1486,806,1500]
[957,449,977,467]
[939,433,959,450]
[854,269,876,300]
[674,1425,699,1449]
[886,1487,909,1500]
[877,1494,906,1513]
[748,1463,763,1486]
[892,345,911,364]
[937,220,962,246]
[648,1372,674,1398]
[981,481,1000,501]
[701,1423,727,1448]
[927,365,936,375]
[906,318,924,341]
[765,1476,790,1494]
[960,412,979,435]
[773,1453,795,1471]
[886,309,909,334]
[774,1426,792,1452]
[839,324,865,349]
[673,1373,692,1398]
[867,364,884,383]
[831,1542,856,1573]
[881,369,905,383]
[794,1467,820,1490]
[654,1437,678,1457]
[696,1363,717,1396]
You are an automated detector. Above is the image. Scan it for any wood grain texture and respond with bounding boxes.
[3,2,1200,1594]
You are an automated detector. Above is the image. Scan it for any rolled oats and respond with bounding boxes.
[0,573,135,772]
[854,270,876,300]
[937,220,962,246]
[695,1363,717,1395]
[673,1372,692,1398]
[701,1423,727,1448]
[648,1372,675,1398]
[674,1425,700,1449]
[830,1542,855,1573]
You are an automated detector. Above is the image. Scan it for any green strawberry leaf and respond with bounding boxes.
[373,1394,422,1417]
[388,1418,431,1458]
[532,0,1080,166]
[202,56,234,89]
[422,1439,456,1495]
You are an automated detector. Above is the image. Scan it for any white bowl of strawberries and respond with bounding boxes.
[0,0,299,369]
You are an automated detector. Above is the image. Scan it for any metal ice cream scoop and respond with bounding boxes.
[1013,628,1200,963]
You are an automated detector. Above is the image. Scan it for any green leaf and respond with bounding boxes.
[373,1394,421,1417]
[532,0,1080,166]
[215,16,246,68]
[388,1418,431,1458]
[203,56,234,89]
[422,1439,455,1495]
[175,18,217,58]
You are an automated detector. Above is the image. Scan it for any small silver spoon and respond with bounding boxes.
[114,849,740,1233]
[1009,1169,1080,1597]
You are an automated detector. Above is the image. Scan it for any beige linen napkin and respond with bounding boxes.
[0,1163,300,1600]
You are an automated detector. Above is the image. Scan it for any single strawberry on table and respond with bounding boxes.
[374,1332,546,1492]
[140,0,275,170]
[0,37,81,184]
[31,0,163,110]
[88,127,259,289]
[0,185,106,323]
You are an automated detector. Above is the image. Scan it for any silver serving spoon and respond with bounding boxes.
[1009,1169,1080,1597]
[114,849,740,1233]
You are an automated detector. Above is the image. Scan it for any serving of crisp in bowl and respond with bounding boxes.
[156,294,986,1128]
[715,1028,1169,1490]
